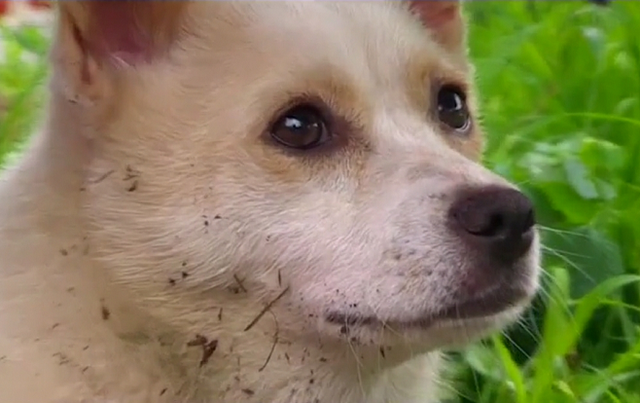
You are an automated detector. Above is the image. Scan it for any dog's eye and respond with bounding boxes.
[437,85,470,132]
[270,105,329,150]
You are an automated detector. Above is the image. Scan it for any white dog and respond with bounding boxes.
[0,2,540,402]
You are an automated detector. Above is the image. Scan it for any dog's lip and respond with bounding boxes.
[325,286,529,330]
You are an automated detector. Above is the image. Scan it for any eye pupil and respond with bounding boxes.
[270,105,328,149]
[437,85,470,132]
[439,92,462,111]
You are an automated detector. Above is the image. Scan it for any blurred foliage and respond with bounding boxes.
[0,23,48,165]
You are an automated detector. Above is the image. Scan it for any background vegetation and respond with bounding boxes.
[0,2,638,403]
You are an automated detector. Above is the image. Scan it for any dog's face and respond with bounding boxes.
[57,1,539,354]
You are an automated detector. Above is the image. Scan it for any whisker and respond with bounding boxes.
[345,322,367,399]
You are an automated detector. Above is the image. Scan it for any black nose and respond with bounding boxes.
[448,186,536,264]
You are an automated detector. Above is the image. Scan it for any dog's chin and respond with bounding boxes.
[324,285,533,354]
[390,303,527,350]
[386,287,531,334]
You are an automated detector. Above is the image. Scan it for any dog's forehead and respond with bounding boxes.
[188,1,456,79]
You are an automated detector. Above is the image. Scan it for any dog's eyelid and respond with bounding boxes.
[430,65,470,95]
[433,79,470,99]
[267,94,334,126]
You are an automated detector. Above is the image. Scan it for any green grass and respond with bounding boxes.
[1,3,639,403]
[0,23,48,166]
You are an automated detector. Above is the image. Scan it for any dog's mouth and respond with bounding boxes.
[325,286,529,331]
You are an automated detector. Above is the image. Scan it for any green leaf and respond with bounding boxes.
[462,343,504,381]
[580,138,626,173]
[564,158,599,200]
[492,335,528,403]
[538,182,598,224]
[543,227,626,298]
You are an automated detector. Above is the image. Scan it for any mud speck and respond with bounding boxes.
[101,305,111,321]
[127,180,138,192]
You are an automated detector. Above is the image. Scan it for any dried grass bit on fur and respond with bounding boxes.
[243,286,290,332]
[187,334,218,367]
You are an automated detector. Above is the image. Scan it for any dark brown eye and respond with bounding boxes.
[270,105,329,150]
[437,85,470,132]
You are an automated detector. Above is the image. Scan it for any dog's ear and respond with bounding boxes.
[407,0,464,53]
[54,1,189,103]
[57,1,188,66]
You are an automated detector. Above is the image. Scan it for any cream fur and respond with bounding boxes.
[0,2,540,403]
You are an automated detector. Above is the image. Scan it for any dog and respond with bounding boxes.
[0,1,540,402]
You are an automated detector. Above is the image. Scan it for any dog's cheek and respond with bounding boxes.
[81,159,351,302]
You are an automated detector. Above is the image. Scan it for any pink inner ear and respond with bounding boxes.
[78,2,164,66]
[92,4,150,64]
[408,1,460,29]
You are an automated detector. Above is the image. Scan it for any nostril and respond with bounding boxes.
[448,185,536,241]
[453,207,508,238]
[468,212,505,238]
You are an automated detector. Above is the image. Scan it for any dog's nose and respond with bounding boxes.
[448,186,536,264]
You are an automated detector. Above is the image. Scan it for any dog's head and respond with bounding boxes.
[54,0,539,355]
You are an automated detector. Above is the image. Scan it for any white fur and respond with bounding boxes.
[0,2,540,402]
